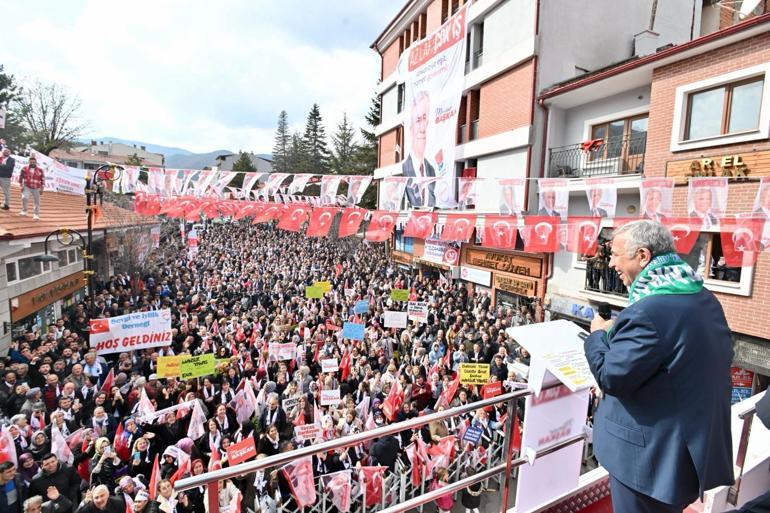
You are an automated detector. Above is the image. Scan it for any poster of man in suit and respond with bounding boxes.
[538,178,569,219]
[640,178,674,222]
[585,178,617,218]
[688,177,728,230]
[498,178,526,215]
[753,177,770,249]
[401,5,469,209]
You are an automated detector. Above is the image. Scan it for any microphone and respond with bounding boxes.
[597,303,611,321]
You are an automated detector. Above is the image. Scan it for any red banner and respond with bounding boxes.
[365,211,398,242]
[521,216,560,253]
[338,207,366,238]
[360,466,387,507]
[660,217,701,254]
[481,381,502,399]
[441,214,477,242]
[226,436,257,465]
[282,456,317,508]
[720,216,764,267]
[481,215,518,249]
[404,211,437,239]
[307,207,338,237]
[277,204,310,232]
[565,217,602,256]
[252,203,283,223]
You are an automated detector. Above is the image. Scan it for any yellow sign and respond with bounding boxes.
[157,355,183,378]
[459,363,490,385]
[390,288,409,302]
[180,354,217,380]
[305,286,323,299]
[313,281,332,293]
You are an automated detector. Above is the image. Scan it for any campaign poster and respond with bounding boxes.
[688,177,728,229]
[753,177,770,250]
[422,238,460,266]
[89,310,173,355]
[497,178,526,215]
[458,177,482,209]
[584,178,617,218]
[320,175,344,205]
[13,150,87,196]
[401,5,469,209]
[640,178,674,221]
[346,176,372,206]
[383,311,408,329]
[379,177,409,211]
[538,178,569,220]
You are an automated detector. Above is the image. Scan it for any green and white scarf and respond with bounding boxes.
[627,252,703,305]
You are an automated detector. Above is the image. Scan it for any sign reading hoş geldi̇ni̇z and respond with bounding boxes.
[89,310,172,355]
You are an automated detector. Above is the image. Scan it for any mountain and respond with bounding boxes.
[166,150,234,169]
[85,137,195,158]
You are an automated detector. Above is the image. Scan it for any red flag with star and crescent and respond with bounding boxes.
[521,216,560,253]
[307,207,338,237]
[441,214,477,242]
[338,208,366,238]
[481,215,518,249]
[365,211,398,242]
[565,217,602,256]
[720,216,765,267]
[277,204,310,232]
[661,217,702,255]
[404,211,437,239]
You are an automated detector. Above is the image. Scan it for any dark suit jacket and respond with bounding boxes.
[584,288,734,505]
[689,210,718,227]
[402,155,436,208]
[589,207,608,218]
[0,156,15,179]
[538,207,559,217]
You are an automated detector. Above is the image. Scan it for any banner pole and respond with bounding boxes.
[499,396,517,513]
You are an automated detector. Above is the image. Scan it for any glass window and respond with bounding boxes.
[75,250,83,262]
[42,260,52,272]
[728,79,763,133]
[686,87,725,140]
[679,233,742,283]
[18,257,41,280]
[68,249,76,264]
[57,251,68,267]
[6,262,17,282]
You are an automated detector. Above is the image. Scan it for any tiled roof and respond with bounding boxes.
[0,185,156,240]
[49,149,138,166]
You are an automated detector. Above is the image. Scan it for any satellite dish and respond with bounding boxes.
[739,0,761,18]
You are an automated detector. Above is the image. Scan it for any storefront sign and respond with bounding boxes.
[731,367,754,404]
[11,271,85,322]
[466,248,543,278]
[494,274,538,297]
[460,266,491,287]
[665,150,770,184]
[459,363,490,385]
[422,238,460,266]
[89,309,173,355]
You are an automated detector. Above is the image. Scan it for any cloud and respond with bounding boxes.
[0,0,398,153]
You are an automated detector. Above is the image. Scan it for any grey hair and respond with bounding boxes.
[612,220,675,257]
[23,496,43,512]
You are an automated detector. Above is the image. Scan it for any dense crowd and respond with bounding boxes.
[0,222,542,513]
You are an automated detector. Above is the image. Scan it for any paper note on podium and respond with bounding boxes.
[506,319,596,395]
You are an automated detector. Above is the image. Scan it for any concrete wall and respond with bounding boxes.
[482,0,536,63]
[380,86,399,129]
[474,147,529,211]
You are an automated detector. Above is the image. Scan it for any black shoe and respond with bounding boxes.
[1,205,8,210]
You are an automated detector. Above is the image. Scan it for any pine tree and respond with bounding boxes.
[286,132,308,174]
[0,67,27,151]
[301,103,332,174]
[331,113,358,175]
[232,151,257,173]
[272,110,290,173]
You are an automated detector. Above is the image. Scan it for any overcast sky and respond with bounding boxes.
[1,0,401,153]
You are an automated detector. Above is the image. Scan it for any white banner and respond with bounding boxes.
[294,424,321,442]
[688,177,728,229]
[407,301,428,323]
[268,342,296,361]
[584,178,617,218]
[321,358,339,373]
[640,178,674,221]
[383,311,408,329]
[89,310,173,355]
[538,178,569,220]
[320,389,341,406]
[13,150,87,195]
[460,266,491,287]
[422,238,460,266]
[401,6,469,209]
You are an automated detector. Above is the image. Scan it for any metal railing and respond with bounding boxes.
[174,387,585,513]
[585,256,628,297]
[547,133,647,178]
[459,123,467,144]
[470,119,479,141]
[473,49,484,69]
[728,402,759,505]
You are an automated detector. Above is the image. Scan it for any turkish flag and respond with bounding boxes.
[282,456,317,508]
[661,217,702,254]
[365,211,398,242]
[521,216,560,253]
[381,378,404,421]
[720,216,764,267]
[481,215,518,249]
[360,466,387,507]
[89,318,110,334]
[233,201,260,220]
[148,454,160,500]
[252,203,283,223]
[441,214,477,242]
[100,368,115,397]
[114,421,130,462]
[217,200,238,218]
[565,217,602,256]
[404,211,437,239]
[307,207,338,237]
[338,207,366,238]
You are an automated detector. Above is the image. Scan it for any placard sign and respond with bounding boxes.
[268,343,296,361]
[353,300,370,314]
[407,301,429,323]
[89,310,173,355]
[462,426,484,446]
[320,389,341,406]
[321,358,339,373]
[481,381,503,399]
[342,322,365,340]
[157,355,183,378]
[180,354,217,380]
[390,288,409,302]
[294,424,322,442]
[282,396,300,412]
[227,436,257,465]
[459,363,490,385]
[383,311,408,329]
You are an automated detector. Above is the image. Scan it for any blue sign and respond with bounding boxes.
[342,322,365,341]
[462,426,484,446]
[353,300,370,315]
[731,387,753,404]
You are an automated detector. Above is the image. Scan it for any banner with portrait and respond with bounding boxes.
[497,178,526,215]
[640,178,673,221]
[346,176,372,206]
[379,177,409,211]
[688,177,728,229]
[584,178,617,218]
[458,177,482,209]
[537,178,569,220]
[401,5,469,209]
[320,175,344,205]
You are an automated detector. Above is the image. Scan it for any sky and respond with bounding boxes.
[0,0,403,154]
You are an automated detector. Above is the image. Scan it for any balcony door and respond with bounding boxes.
[590,114,648,174]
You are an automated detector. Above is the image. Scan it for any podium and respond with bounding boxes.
[505,320,597,512]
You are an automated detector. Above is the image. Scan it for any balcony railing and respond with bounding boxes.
[585,244,628,297]
[548,133,646,178]
[470,119,479,141]
[473,49,484,69]
[458,123,467,144]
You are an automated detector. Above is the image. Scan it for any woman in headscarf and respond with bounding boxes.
[29,430,50,461]
[91,437,126,487]
[17,452,39,486]
[179,459,206,513]
[129,436,155,479]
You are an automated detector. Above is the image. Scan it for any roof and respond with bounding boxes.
[539,12,770,101]
[49,149,145,166]
[370,0,416,51]
[0,185,157,240]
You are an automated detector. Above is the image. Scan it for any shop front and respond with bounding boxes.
[461,247,545,309]
[9,271,85,335]
[416,238,461,280]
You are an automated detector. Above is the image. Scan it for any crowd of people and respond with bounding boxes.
[0,222,542,513]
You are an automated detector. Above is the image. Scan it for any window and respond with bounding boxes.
[68,249,77,264]
[681,233,743,283]
[57,251,68,267]
[397,83,405,114]
[6,262,17,283]
[590,114,648,158]
[42,260,52,272]
[18,257,41,281]
[685,77,764,140]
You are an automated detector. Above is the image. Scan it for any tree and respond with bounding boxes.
[287,132,309,174]
[301,103,332,174]
[331,113,359,175]
[232,151,257,173]
[125,153,143,166]
[272,110,290,173]
[13,80,88,155]
[0,66,27,151]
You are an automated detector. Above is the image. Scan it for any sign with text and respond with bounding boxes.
[353,300,370,314]
[481,381,503,399]
[390,288,409,302]
[460,266,491,287]
[89,309,173,355]
[294,424,321,442]
[305,286,323,299]
[465,248,543,278]
[462,426,483,446]
[226,436,257,465]
[320,389,341,406]
[282,396,300,412]
[157,355,183,378]
[268,343,296,361]
[665,150,768,184]
[422,238,460,266]
[180,354,216,379]
[313,281,332,293]
[321,358,339,373]
[407,301,429,323]
[342,322,365,340]
[493,274,538,298]
[383,311,408,329]
[459,363,490,385]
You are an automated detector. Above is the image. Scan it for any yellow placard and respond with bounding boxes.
[459,363,490,385]
[305,286,323,299]
[180,354,217,380]
[313,281,332,293]
[157,355,183,378]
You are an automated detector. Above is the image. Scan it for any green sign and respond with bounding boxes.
[305,286,324,299]
[390,288,409,302]
[180,354,216,379]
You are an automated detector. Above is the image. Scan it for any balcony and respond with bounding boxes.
[584,247,628,298]
[473,49,484,70]
[458,123,467,144]
[547,133,646,178]
[470,119,479,141]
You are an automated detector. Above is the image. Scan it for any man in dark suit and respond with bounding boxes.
[402,92,436,208]
[538,190,561,217]
[587,187,608,218]
[0,148,15,210]
[585,220,734,512]
[642,187,669,222]
[689,187,718,229]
